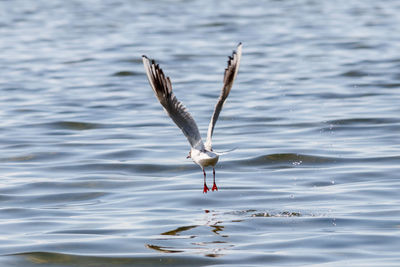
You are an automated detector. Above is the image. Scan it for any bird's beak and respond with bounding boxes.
[186,152,191,159]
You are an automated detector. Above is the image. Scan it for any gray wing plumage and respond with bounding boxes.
[142,55,204,150]
[205,43,242,150]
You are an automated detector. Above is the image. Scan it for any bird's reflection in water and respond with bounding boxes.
[210,225,226,237]
[161,225,197,237]
[146,209,301,257]
[146,210,233,257]
[145,244,183,254]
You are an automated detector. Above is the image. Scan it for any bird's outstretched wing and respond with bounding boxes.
[142,56,204,150]
[205,43,242,151]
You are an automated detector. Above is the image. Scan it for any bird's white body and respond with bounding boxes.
[191,149,219,168]
[142,43,242,193]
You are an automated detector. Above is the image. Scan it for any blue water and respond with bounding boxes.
[1,1,400,266]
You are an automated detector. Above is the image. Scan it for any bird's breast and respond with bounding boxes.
[191,150,219,168]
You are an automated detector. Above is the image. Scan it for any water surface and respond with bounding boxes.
[1,0,400,266]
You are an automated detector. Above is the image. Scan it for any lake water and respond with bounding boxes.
[1,1,400,266]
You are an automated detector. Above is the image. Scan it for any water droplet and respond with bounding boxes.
[292,161,302,166]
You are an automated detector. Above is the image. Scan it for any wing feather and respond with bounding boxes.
[205,43,242,150]
[142,56,204,150]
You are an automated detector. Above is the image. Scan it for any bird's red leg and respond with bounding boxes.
[212,168,218,191]
[203,168,209,193]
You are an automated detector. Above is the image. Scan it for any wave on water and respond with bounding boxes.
[227,153,400,168]
[3,252,214,267]
[228,153,342,168]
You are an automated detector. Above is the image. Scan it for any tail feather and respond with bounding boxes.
[215,147,237,155]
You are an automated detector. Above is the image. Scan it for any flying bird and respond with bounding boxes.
[142,43,242,193]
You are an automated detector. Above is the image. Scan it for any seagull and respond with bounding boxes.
[142,43,242,193]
